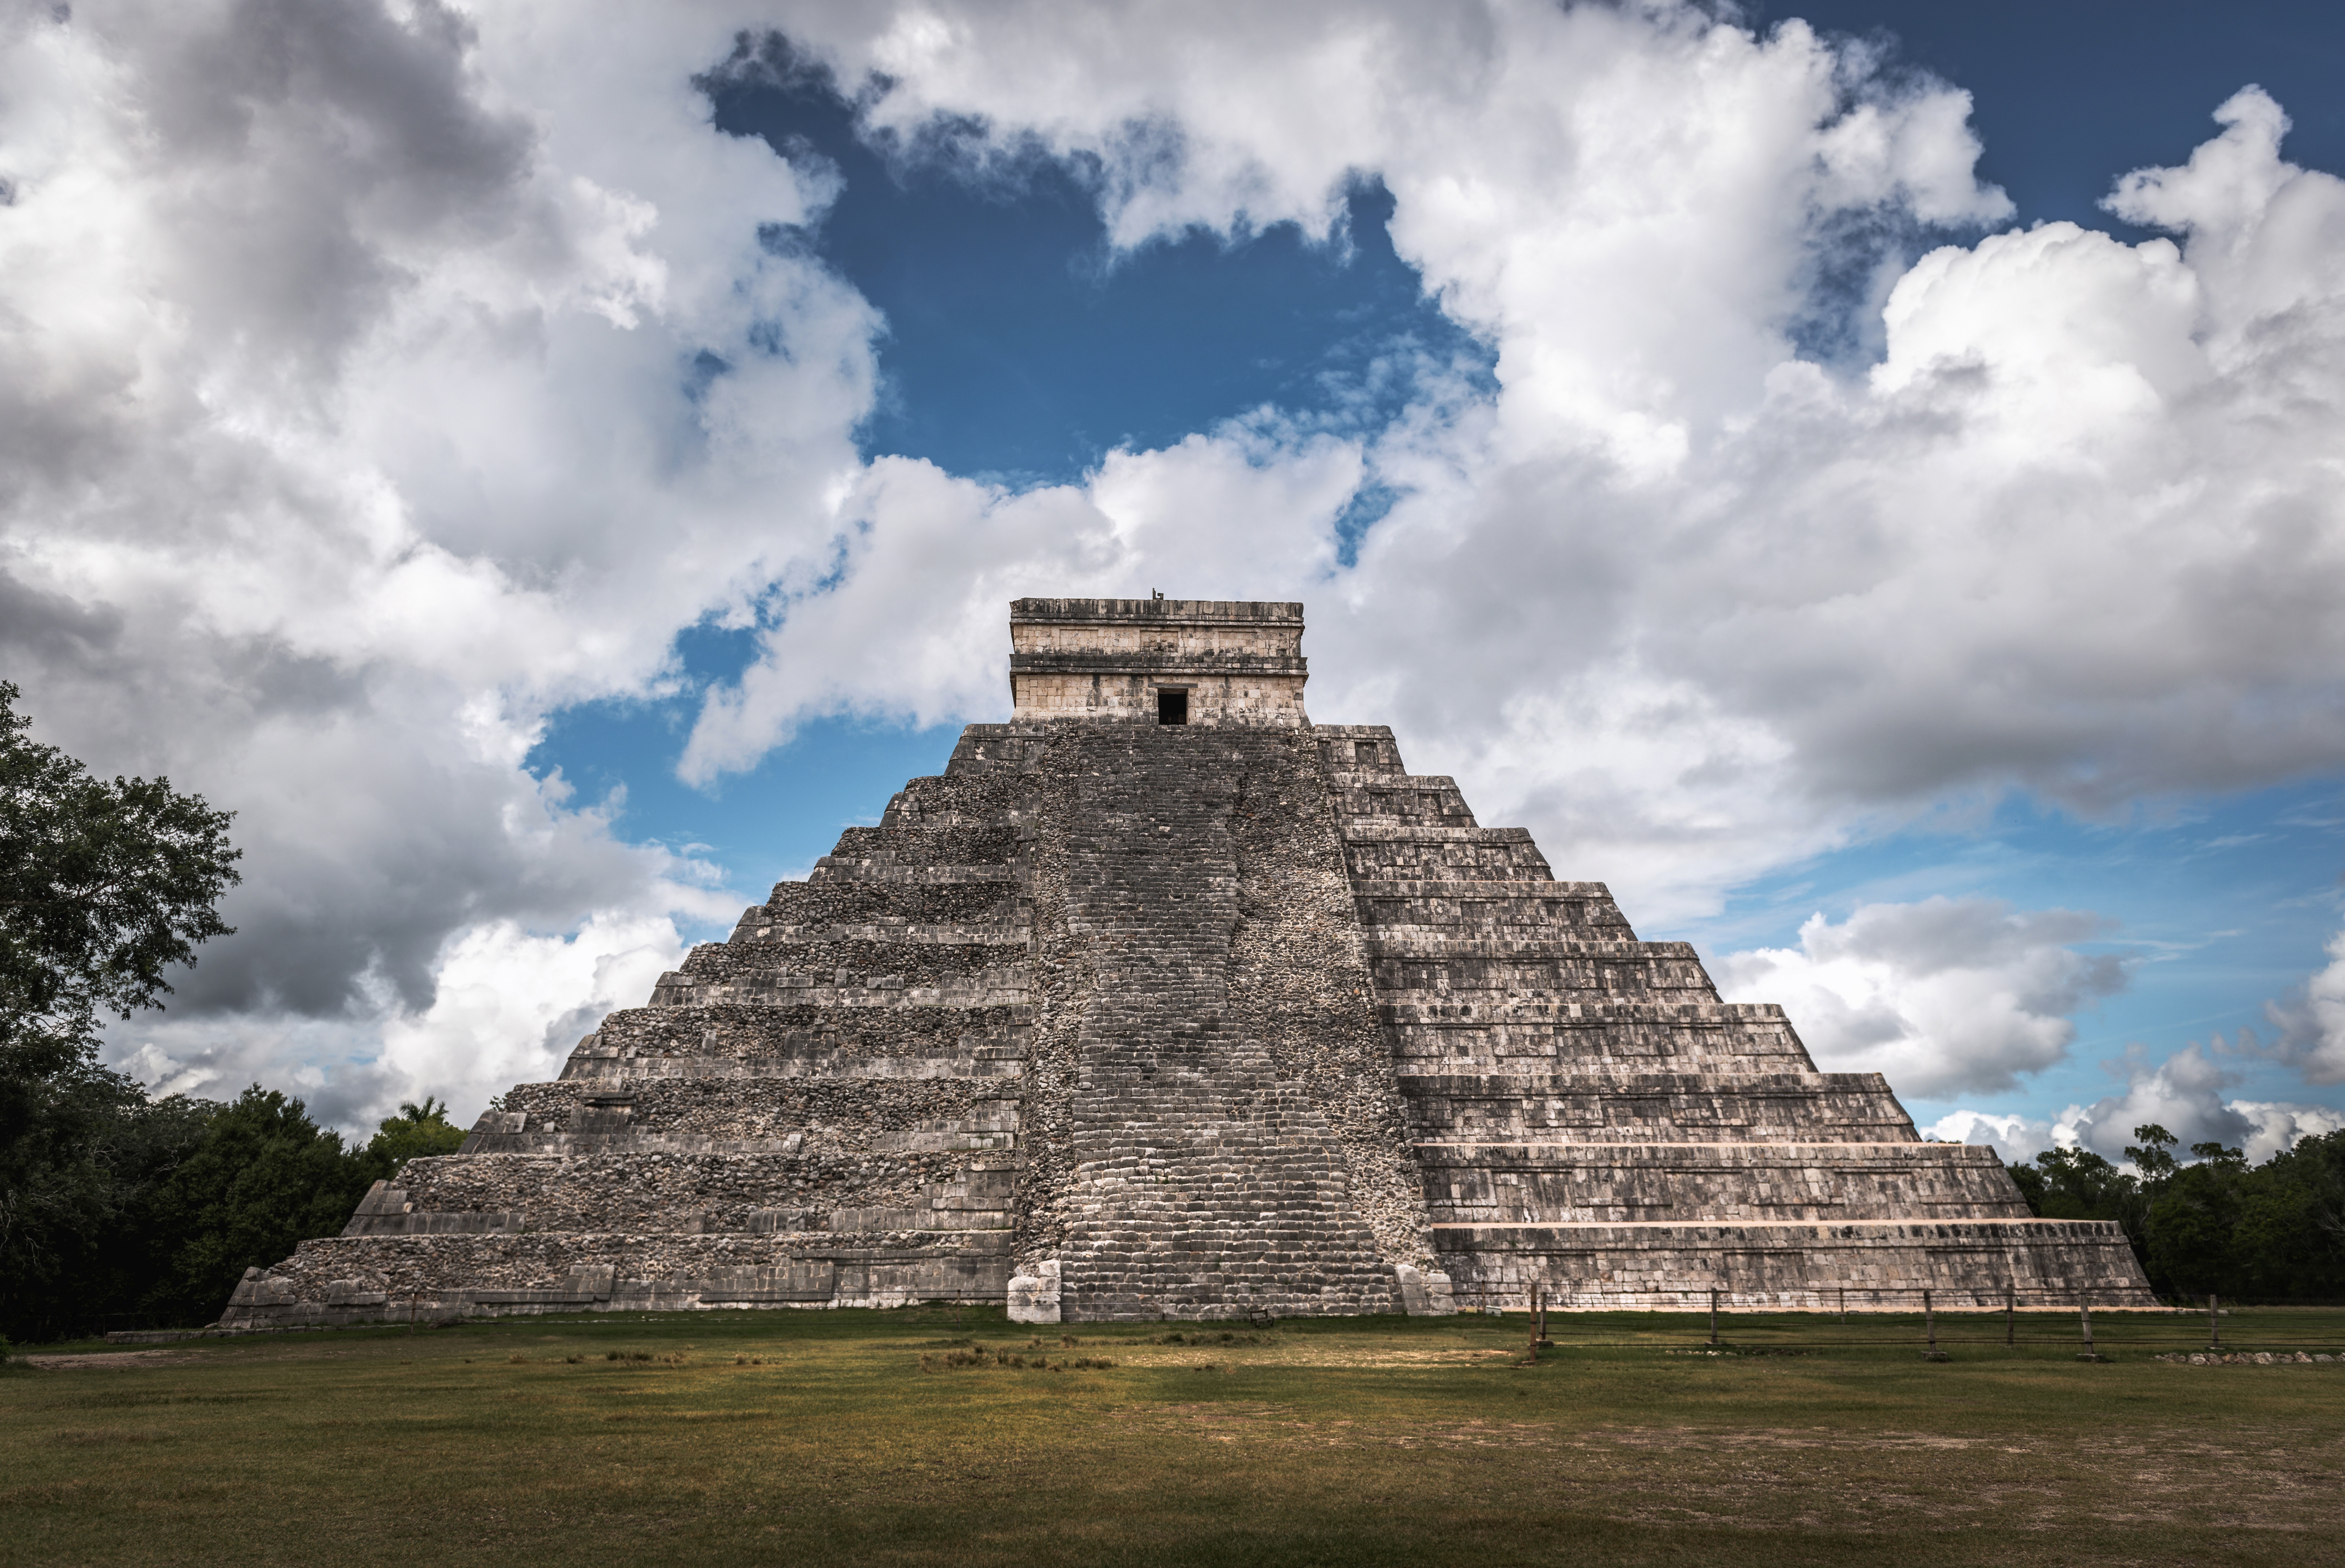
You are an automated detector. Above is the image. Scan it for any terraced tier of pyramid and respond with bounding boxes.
[222,597,2152,1327]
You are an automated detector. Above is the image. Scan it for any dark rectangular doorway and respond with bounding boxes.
[1157,689,1188,725]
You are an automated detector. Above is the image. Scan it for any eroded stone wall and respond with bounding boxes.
[1313,721,2154,1310]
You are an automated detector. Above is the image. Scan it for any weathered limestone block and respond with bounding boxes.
[729,878,1023,940]
[649,934,1030,1008]
[1313,725,1407,774]
[1384,1004,1815,1072]
[1402,1071,1917,1142]
[1007,1259,1062,1323]
[491,1073,1012,1142]
[1369,939,1720,1001]
[1432,1219,2151,1310]
[1418,1142,2031,1222]
[219,1230,1014,1324]
[1009,597,1309,726]
[1356,881,1637,939]
[1342,828,1554,881]
[371,1150,1017,1234]
[1329,778,1482,824]
[583,1003,1026,1066]
[1393,1263,1458,1315]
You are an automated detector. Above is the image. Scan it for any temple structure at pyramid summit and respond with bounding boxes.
[224,597,2153,1326]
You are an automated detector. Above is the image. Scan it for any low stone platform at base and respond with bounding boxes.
[1433,1217,2154,1310]
[220,1230,1011,1327]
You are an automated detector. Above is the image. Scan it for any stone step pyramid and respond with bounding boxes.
[222,597,2151,1327]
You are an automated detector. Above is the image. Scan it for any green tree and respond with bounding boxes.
[2015,1144,2138,1219]
[0,680,240,1083]
[2125,1124,2182,1185]
[2146,1130,2345,1301]
[2146,1156,2244,1297]
[2256,1129,2345,1297]
[0,1058,217,1340]
[0,681,240,1339]
[143,1087,379,1327]
[2011,1124,2345,1302]
[365,1097,467,1174]
[2008,1140,2152,1276]
[127,1093,473,1328]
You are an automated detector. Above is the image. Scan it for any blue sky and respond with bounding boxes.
[515,1,2345,1159]
[13,1,2345,1148]
[1772,0,2345,233]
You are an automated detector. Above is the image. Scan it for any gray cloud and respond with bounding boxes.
[2057,1041,2255,1159]
[3,1,871,1127]
[105,0,534,370]
[2258,930,2345,1086]
[1929,1051,2345,1166]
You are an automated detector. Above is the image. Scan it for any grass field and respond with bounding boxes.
[6,1305,2343,1567]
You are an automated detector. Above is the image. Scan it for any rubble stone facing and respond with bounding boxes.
[1403,1073,1918,1141]
[1431,1219,2150,1309]
[732,877,1022,936]
[233,1231,1011,1318]
[1313,719,2152,1311]
[354,1149,1015,1235]
[220,598,2151,1330]
[490,1076,1011,1142]
[582,1003,1023,1066]
[1417,1142,2030,1222]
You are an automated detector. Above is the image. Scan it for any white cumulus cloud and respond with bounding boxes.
[1930,1030,2345,1170]
[369,911,688,1123]
[1718,898,2127,1098]
[1919,1108,2055,1166]
[2260,926,2345,1086]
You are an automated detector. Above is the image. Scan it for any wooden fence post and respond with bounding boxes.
[2078,1301,2100,1361]
[2208,1292,2221,1350]
[1709,1288,1719,1347]
[2005,1282,2015,1346]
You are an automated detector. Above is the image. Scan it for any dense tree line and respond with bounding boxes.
[1,1080,465,1342]
[2009,1124,2345,1301]
[1,679,464,1341]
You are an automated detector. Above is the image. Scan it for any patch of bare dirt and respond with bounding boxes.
[1103,1406,2345,1534]
[21,1350,211,1371]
